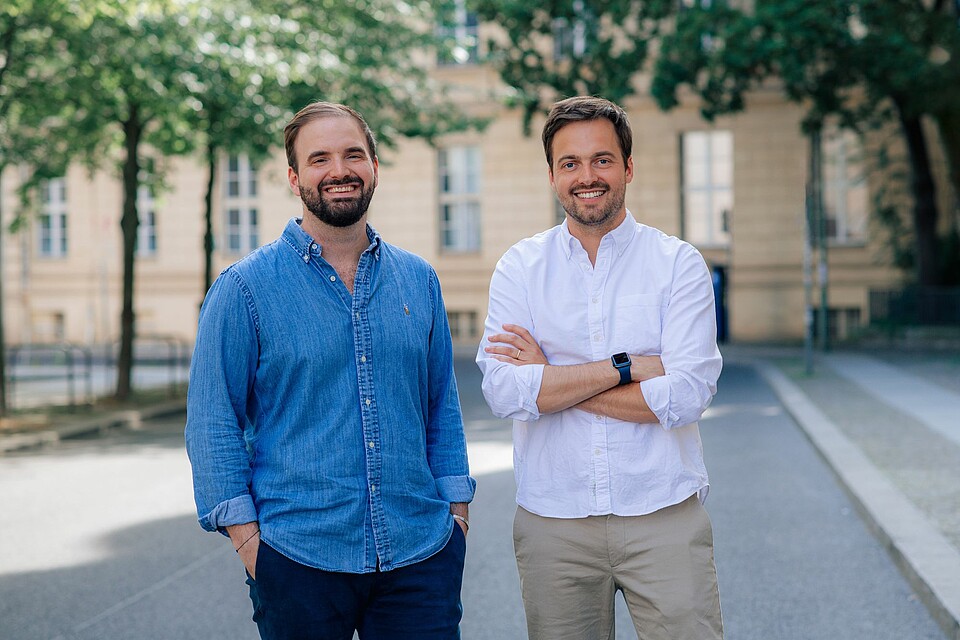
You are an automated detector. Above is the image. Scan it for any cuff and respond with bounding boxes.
[515,363,545,417]
[199,494,258,533]
[436,474,477,504]
[640,376,678,429]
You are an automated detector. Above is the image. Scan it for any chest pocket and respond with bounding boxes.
[612,294,665,355]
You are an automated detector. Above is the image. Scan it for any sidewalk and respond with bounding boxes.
[724,344,960,640]
[0,397,187,453]
[0,361,189,452]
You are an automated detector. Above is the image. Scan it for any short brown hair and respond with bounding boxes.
[283,101,378,172]
[541,96,632,169]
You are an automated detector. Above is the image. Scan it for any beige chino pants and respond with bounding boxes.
[513,495,723,640]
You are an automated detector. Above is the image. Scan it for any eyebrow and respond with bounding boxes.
[305,146,369,163]
[556,150,617,164]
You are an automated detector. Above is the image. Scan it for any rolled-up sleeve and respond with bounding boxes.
[184,271,260,532]
[641,245,722,429]
[426,269,476,503]
[476,250,545,421]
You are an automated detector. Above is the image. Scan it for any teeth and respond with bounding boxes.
[576,190,604,199]
[328,185,356,193]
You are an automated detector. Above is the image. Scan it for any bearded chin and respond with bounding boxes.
[300,184,374,228]
[562,188,624,228]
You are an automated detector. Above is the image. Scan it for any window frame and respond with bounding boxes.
[438,146,482,254]
[680,130,733,249]
[37,178,69,258]
[222,153,260,256]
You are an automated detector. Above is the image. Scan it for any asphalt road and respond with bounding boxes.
[0,358,946,639]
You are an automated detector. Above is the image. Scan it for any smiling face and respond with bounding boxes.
[287,115,379,229]
[549,118,633,234]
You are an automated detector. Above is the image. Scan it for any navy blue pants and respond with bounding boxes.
[246,526,466,640]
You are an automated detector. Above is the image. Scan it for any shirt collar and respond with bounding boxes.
[559,209,637,259]
[282,217,383,263]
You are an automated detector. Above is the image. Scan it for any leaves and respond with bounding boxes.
[471,0,670,132]
[1,0,485,398]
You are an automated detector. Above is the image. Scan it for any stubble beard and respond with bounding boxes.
[558,180,626,230]
[299,177,375,228]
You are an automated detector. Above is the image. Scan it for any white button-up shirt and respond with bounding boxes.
[477,212,722,518]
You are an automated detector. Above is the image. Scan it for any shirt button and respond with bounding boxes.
[329,275,336,282]
[370,484,376,492]
[365,398,371,406]
[311,243,317,251]
[595,415,602,420]
[592,297,599,304]
[593,333,602,342]
[360,355,367,363]
[594,448,601,455]
[368,441,375,448]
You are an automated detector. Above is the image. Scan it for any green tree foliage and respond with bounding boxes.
[50,2,203,400]
[270,0,484,146]
[180,2,282,296]
[651,0,960,286]
[471,0,959,285]
[0,0,86,414]
[3,0,482,403]
[471,0,675,132]
[186,0,484,295]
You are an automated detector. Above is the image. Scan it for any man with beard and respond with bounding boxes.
[186,101,474,640]
[476,96,724,640]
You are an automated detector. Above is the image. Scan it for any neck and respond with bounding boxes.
[300,213,370,262]
[566,209,626,265]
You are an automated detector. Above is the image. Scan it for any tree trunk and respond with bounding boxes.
[896,104,942,286]
[0,168,7,415]
[933,107,960,226]
[203,141,216,295]
[115,104,143,401]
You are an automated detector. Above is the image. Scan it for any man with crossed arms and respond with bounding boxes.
[477,96,723,640]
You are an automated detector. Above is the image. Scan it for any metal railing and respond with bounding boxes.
[130,334,192,397]
[6,343,95,410]
[869,287,960,327]
[3,337,192,411]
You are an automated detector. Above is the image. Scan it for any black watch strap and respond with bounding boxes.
[611,353,631,385]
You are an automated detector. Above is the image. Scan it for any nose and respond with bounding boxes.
[576,163,597,185]
[328,156,350,179]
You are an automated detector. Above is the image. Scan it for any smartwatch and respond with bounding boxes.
[611,352,632,385]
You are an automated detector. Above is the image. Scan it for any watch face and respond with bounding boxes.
[612,352,630,366]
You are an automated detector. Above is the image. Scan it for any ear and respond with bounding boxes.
[625,156,634,184]
[548,166,556,190]
[287,165,301,196]
[372,156,380,188]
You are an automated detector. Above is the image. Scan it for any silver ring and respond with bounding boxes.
[516,349,522,359]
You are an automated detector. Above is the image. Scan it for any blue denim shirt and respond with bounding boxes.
[185,218,475,573]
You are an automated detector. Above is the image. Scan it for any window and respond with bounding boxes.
[223,154,259,255]
[32,311,66,342]
[136,181,157,257]
[681,130,733,248]
[38,178,68,258]
[226,207,259,254]
[822,127,868,245]
[437,0,479,65]
[552,0,589,60]
[447,310,479,342]
[439,146,481,253]
[813,307,862,342]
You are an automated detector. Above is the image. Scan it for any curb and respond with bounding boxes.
[0,400,187,454]
[756,360,960,640]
